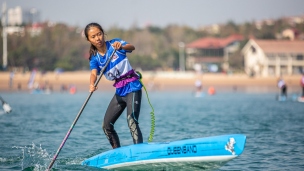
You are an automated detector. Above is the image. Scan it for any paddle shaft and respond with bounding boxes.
[0,96,5,104]
[47,49,116,170]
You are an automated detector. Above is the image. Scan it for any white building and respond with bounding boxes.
[242,39,304,77]
[6,6,41,35]
[7,6,40,26]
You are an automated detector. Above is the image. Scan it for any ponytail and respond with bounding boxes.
[89,44,97,60]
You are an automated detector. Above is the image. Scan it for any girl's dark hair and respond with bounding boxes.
[84,23,105,60]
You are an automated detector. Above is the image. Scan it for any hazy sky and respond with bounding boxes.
[2,0,304,29]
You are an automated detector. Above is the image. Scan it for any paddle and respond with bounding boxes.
[47,49,116,171]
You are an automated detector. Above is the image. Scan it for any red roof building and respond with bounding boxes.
[187,34,244,49]
[185,34,244,72]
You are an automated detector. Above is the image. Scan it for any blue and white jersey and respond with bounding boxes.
[90,38,142,96]
[90,38,132,80]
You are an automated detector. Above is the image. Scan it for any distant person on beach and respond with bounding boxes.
[194,79,203,97]
[277,77,287,97]
[300,73,304,97]
[9,71,14,89]
[17,83,22,91]
[195,79,202,93]
[84,22,143,149]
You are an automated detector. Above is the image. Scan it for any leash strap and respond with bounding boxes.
[136,71,155,142]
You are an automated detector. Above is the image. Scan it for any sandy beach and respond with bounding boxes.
[0,71,303,94]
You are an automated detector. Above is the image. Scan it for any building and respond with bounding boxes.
[185,34,243,72]
[281,28,303,41]
[7,6,40,26]
[5,6,41,36]
[242,39,304,77]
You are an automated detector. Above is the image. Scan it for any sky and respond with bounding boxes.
[1,0,304,30]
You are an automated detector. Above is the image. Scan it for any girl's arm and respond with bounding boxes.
[89,69,98,92]
[122,43,135,51]
[112,41,135,52]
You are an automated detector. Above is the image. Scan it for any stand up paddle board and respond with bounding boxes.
[82,134,246,170]
[194,92,205,98]
[298,96,304,103]
[276,95,287,102]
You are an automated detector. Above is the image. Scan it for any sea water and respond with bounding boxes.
[0,91,304,171]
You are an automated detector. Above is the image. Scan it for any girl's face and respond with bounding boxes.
[87,26,105,48]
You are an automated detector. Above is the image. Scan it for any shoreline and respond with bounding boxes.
[0,71,303,94]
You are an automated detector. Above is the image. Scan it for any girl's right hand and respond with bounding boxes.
[90,84,98,92]
[112,41,122,50]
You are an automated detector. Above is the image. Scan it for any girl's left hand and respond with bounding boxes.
[112,42,122,50]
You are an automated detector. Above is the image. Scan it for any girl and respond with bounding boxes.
[84,23,143,149]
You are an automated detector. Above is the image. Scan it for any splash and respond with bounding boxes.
[0,110,7,115]
[13,143,53,171]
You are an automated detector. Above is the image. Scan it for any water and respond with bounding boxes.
[0,91,304,171]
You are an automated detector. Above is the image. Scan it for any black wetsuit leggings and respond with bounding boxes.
[282,85,287,97]
[102,90,143,149]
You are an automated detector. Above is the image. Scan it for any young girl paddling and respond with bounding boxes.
[84,22,143,149]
